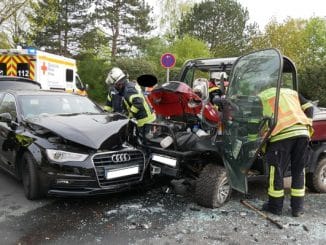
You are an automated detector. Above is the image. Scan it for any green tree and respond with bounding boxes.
[177,0,256,57]
[158,0,195,38]
[249,17,326,106]
[28,0,90,56]
[169,35,211,66]
[113,57,157,81]
[78,28,111,59]
[77,54,109,103]
[299,61,326,107]
[139,36,168,62]
[303,17,326,64]
[251,18,308,69]
[0,32,11,48]
[94,0,153,59]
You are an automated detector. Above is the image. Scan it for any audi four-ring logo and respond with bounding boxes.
[111,153,131,163]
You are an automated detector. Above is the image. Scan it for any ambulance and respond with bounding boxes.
[0,47,87,95]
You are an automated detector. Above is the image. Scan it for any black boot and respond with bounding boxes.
[291,196,304,217]
[261,202,282,215]
[261,196,283,215]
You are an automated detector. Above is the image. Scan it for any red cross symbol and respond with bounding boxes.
[41,62,47,75]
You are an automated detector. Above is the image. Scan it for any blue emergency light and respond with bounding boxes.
[27,48,37,55]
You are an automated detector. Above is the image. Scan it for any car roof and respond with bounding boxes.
[181,57,238,72]
[0,76,41,89]
[1,89,75,96]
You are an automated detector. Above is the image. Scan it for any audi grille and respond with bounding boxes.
[92,150,145,186]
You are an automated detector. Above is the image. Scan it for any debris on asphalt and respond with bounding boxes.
[303,225,309,232]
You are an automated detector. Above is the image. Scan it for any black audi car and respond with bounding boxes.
[0,89,146,199]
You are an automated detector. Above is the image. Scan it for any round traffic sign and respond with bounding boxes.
[160,53,176,68]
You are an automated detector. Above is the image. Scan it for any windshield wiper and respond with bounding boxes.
[54,112,101,116]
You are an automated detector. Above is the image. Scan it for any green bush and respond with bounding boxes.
[299,61,326,107]
[77,56,109,103]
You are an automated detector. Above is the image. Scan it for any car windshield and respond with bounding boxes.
[18,94,102,119]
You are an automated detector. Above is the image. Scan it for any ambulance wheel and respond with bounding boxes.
[307,157,326,193]
[195,164,231,208]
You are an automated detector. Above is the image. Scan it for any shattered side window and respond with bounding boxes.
[0,93,17,120]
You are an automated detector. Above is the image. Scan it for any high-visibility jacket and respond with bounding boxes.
[104,87,125,113]
[258,88,313,142]
[121,82,156,127]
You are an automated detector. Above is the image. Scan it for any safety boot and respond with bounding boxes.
[261,202,282,215]
[291,196,304,217]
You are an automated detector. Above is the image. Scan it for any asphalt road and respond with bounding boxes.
[0,170,325,245]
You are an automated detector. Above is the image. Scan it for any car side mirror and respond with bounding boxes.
[0,112,12,123]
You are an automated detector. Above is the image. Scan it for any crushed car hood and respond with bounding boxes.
[26,114,130,150]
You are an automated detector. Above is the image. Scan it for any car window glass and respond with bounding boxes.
[0,93,17,120]
[75,75,84,90]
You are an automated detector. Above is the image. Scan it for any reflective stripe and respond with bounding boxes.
[248,118,260,123]
[268,165,284,198]
[209,87,218,93]
[107,94,112,102]
[0,54,35,80]
[248,133,258,141]
[270,128,310,142]
[291,188,305,197]
[104,106,112,112]
[125,92,155,126]
[130,105,139,113]
[301,102,313,111]
[129,94,143,103]
[291,169,305,197]
[137,113,156,127]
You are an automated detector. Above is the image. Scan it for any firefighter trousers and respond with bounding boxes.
[265,137,310,212]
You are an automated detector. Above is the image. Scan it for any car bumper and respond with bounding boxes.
[47,179,144,197]
[39,148,147,197]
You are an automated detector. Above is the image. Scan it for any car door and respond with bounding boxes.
[0,92,19,173]
[222,49,283,193]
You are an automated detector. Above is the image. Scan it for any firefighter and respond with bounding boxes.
[104,86,125,113]
[193,78,207,99]
[259,87,313,217]
[209,71,228,98]
[104,67,156,128]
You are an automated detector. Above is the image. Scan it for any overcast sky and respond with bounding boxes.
[237,0,326,29]
[149,0,325,31]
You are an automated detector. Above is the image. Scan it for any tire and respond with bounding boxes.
[307,157,326,193]
[22,152,43,200]
[195,164,232,208]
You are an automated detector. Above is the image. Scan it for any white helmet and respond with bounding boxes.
[105,67,126,85]
[193,78,208,98]
[210,72,228,80]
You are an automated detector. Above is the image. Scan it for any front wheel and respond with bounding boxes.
[306,157,326,193]
[195,164,232,208]
[22,152,43,200]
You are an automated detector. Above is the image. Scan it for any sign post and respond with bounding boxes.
[160,53,176,82]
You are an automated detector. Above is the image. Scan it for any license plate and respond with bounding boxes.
[152,154,177,167]
[105,166,139,180]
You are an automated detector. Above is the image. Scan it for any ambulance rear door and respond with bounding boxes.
[0,48,37,81]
